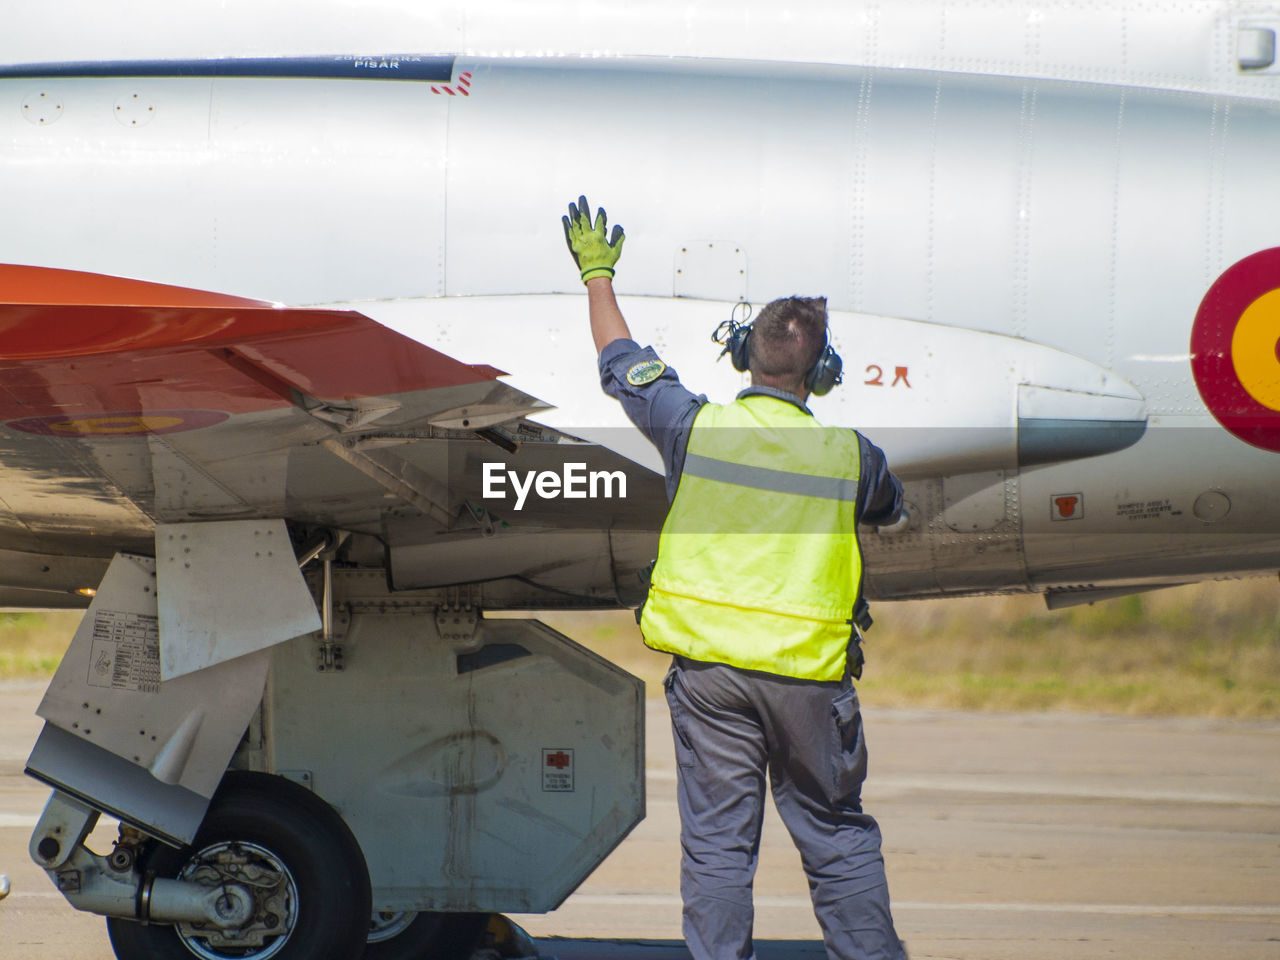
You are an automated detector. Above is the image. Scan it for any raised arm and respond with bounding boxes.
[585,276,631,353]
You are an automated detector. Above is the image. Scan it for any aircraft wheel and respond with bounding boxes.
[107,771,372,960]
[364,910,489,960]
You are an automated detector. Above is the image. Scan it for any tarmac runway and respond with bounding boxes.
[1,678,1277,959]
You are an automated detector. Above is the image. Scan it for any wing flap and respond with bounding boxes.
[0,266,550,540]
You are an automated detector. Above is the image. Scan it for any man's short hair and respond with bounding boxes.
[748,296,828,383]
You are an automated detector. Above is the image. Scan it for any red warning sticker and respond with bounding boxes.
[431,70,472,97]
[1051,493,1083,521]
[542,748,574,793]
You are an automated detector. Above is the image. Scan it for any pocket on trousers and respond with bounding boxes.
[663,664,696,769]
[829,686,868,806]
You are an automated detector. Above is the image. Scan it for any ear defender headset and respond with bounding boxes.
[712,303,845,396]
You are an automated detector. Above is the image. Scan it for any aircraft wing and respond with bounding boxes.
[0,264,664,609]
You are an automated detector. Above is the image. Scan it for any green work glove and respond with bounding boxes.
[562,194,625,284]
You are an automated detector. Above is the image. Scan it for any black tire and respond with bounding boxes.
[364,911,489,960]
[108,771,372,960]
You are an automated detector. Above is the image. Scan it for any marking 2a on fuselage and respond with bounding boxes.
[863,364,911,387]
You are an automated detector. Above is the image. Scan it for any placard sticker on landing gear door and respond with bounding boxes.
[542,748,575,792]
[86,610,161,693]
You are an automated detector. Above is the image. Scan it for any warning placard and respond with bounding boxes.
[542,748,575,792]
[86,610,161,694]
[1051,492,1083,521]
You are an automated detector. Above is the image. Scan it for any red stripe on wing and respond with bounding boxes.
[0,265,498,422]
[0,264,269,308]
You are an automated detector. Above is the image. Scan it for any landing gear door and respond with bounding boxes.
[26,553,272,845]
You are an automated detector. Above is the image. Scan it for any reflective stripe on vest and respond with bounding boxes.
[640,395,863,682]
[683,452,860,502]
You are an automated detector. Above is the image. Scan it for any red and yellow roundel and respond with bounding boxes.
[1191,248,1280,453]
[6,410,229,437]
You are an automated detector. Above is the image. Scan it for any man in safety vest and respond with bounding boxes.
[563,196,907,960]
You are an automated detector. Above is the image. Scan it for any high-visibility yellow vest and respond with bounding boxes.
[639,395,864,681]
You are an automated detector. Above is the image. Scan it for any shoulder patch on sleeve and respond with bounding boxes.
[626,358,667,386]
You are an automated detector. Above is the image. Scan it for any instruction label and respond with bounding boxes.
[87,610,161,694]
[1116,498,1179,522]
[542,748,575,793]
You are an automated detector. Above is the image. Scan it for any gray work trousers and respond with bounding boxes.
[664,656,904,960]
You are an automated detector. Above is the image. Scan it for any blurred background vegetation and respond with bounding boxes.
[536,577,1280,719]
[0,610,81,678]
[3,578,1277,718]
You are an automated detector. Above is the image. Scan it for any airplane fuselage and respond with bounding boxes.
[1,41,1278,605]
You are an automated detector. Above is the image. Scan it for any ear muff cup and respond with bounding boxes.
[805,342,844,396]
[727,323,752,372]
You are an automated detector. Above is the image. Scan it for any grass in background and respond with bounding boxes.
[858,579,1280,718]
[5,581,1276,718]
[0,611,81,677]
[535,578,1280,719]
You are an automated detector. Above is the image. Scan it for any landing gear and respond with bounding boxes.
[107,771,372,960]
[364,910,489,960]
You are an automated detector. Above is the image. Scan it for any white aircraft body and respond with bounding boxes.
[0,1,1277,957]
